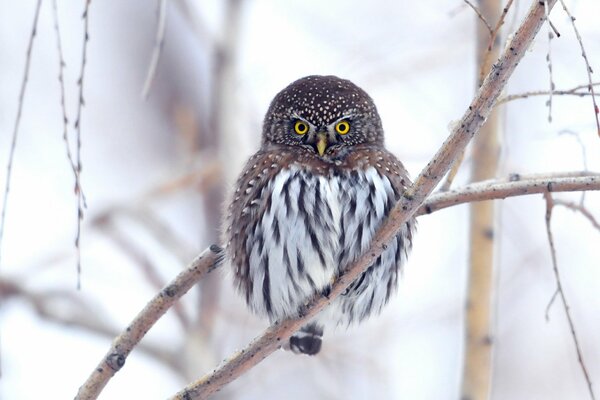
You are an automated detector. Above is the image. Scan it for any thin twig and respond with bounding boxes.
[554,199,600,232]
[51,0,78,179]
[74,246,223,400]
[464,0,493,34]
[0,279,182,373]
[497,82,600,104]
[488,0,515,51]
[142,0,168,99]
[0,0,43,269]
[543,0,555,123]
[73,0,92,289]
[559,129,589,204]
[558,0,600,136]
[95,215,191,330]
[543,192,595,400]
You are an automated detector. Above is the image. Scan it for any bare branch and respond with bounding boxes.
[543,0,556,123]
[558,0,600,136]
[488,0,515,51]
[497,82,600,104]
[554,198,600,232]
[543,193,595,399]
[559,129,589,204]
[0,0,42,269]
[464,0,494,34]
[95,215,191,330]
[420,172,600,215]
[0,279,182,373]
[141,0,168,99]
[73,0,92,289]
[51,0,79,180]
[74,246,223,400]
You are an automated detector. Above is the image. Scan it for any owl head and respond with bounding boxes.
[262,75,384,157]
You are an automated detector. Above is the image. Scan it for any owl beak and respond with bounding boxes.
[316,133,328,156]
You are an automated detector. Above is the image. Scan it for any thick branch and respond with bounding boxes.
[74,246,223,400]
[419,172,600,215]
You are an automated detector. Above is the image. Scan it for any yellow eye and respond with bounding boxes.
[335,120,350,135]
[294,121,309,135]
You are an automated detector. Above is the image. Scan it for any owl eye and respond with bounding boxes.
[294,120,309,135]
[335,120,350,135]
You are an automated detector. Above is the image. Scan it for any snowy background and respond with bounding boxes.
[0,0,599,399]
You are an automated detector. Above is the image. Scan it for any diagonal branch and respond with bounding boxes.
[464,0,493,34]
[74,246,223,400]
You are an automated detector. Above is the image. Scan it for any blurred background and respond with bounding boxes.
[0,0,599,399]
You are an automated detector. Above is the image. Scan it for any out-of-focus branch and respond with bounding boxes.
[462,0,502,398]
[464,0,493,33]
[543,193,596,399]
[94,214,191,330]
[142,0,168,98]
[488,0,514,50]
[74,246,223,400]
[0,279,182,374]
[0,0,42,268]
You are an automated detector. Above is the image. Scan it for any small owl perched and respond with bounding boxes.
[223,75,415,355]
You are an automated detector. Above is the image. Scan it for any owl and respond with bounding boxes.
[223,75,415,355]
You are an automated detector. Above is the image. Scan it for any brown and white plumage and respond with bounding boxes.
[223,76,415,355]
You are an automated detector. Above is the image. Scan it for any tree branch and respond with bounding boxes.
[420,172,600,215]
[73,0,92,289]
[141,0,168,99]
[0,0,42,269]
[73,246,223,400]
[543,193,596,399]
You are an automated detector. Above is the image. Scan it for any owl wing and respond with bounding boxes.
[223,149,295,304]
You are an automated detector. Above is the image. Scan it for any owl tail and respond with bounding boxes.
[289,323,324,355]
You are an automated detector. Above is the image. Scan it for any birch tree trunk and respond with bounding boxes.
[462,0,502,399]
